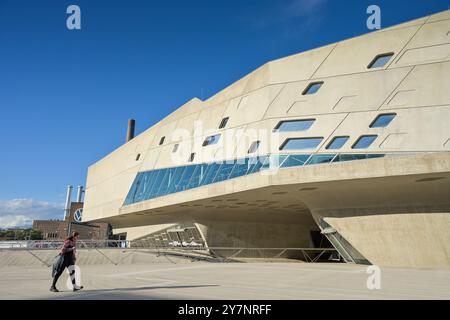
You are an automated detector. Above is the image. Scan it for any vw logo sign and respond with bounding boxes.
[74,209,83,222]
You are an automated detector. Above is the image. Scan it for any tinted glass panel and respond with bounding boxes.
[172,144,179,153]
[124,172,143,204]
[156,168,176,196]
[134,173,148,203]
[352,135,377,149]
[367,154,385,159]
[229,158,251,179]
[203,134,221,146]
[148,170,165,197]
[281,154,310,168]
[247,156,267,174]
[326,136,349,150]
[306,154,336,165]
[175,165,196,192]
[302,82,323,95]
[248,141,260,154]
[214,161,236,183]
[124,152,387,205]
[200,163,221,186]
[333,154,367,162]
[370,114,396,128]
[368,53,394,69]
[159,137,165,145]
[142,171,157,200]
[275,119,315,132]
[261,155,287,171]
[187,164,208,189]
[280,138,323,150]
[167,166,186,194]
[219,117,229,129]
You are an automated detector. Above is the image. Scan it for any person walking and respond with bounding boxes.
[50,231,84,292]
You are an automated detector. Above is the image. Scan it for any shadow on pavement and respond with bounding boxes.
[71,284,220,293]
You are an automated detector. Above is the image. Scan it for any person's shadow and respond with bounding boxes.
[81,284,219,293]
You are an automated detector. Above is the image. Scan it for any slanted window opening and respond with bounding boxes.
[135,154,141,161]
[302,82,324,95]
[279,137,324,150]
[172,144,179,153]
[352,135,378,149]
[159,137,165,145]
[326,136,350,150]
[202,134,221,147]
[248,141,261,154]
[274,119,315,132]
[368,53,394,69]
[189,153,196,162]
[219,117,229,129]
[370,113,397,128]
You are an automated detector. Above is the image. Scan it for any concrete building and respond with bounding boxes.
[83,10,450,268]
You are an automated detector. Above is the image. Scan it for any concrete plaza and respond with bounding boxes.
[1,262,450,300]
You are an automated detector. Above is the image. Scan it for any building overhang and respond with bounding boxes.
[85,152,450,229]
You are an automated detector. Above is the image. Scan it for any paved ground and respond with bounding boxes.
[1,262,450,299]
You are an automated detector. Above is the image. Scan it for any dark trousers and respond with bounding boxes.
[52,254,76,287]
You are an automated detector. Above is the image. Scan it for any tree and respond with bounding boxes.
[0,228,43,240]
[29,229,43,240]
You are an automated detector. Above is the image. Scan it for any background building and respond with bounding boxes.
[33,186,112,240]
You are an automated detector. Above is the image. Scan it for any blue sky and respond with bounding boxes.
[0,0,448,227]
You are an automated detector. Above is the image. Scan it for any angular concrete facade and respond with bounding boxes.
[83,10,450,268]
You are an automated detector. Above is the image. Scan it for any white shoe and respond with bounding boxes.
[73,285,84,292]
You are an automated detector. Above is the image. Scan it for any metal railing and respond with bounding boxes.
[165,247,340,263]
[0,240,133,250]
[0,240,340,263]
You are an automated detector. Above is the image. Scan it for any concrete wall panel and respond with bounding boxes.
[383,61,450,109]
[313,25,420,78]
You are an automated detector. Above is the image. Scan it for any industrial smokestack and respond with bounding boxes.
[76,186,84,202]
[126,119,135,142]
[64,185,73,220]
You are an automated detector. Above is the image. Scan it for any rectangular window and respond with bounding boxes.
[248,141,260,154]
[368,53,394,69]
[188,153,195,162]
[172,144,179,153]
[219,117,229,129]
[370,113,396,128]
[274,119,315,132]
[352,135,378,149]
[302,82,323,95]
[135,154,141,161]
[159,137,165,145]
[326,136,350,150]
[202,134,221,147]
[280,137,323,150]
